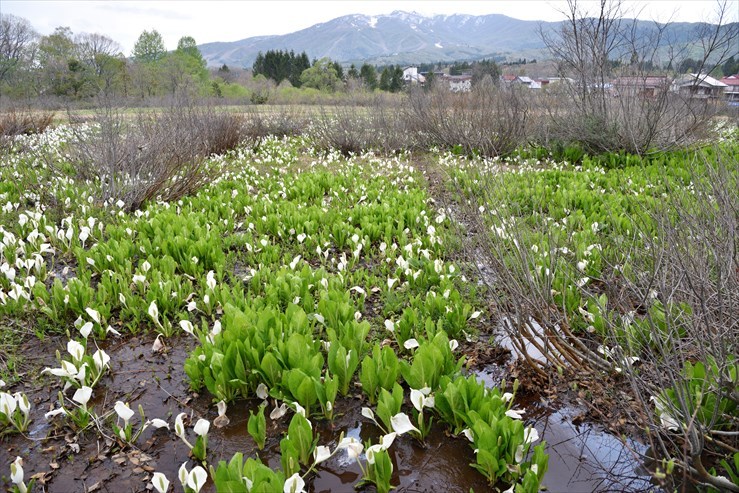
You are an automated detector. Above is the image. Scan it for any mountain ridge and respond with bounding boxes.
[197,10,727,69]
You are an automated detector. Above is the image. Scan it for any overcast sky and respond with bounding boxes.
[1,1,733,55]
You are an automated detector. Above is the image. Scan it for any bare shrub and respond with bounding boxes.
[597,147,738,491]
[539,0,737,154]
[308,95,413,155]
[64,96,247,210]
[451,145,738,489]
[538,76,720,154]
[453,174,612,377]
[0,108,55,152]
[0,108,54,136]
[405,81,530,157]
[241,106,308,142]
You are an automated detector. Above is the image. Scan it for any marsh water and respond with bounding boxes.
[1,333,656,493]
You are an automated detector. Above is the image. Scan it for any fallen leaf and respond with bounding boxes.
[30,472,52,485]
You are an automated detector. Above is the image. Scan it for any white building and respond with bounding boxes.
[403,66,426,84]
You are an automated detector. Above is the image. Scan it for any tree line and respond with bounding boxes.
[0,13,417,102]
[253,49,406,93]
[0,14,417,102]
[0,14,218,100]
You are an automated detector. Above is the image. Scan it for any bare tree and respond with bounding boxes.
[0,14,37,87]
[689,1,739,79]
[540,0,625,142]
[75,32,122,73]
[405,80,530,158]
[54,95,247,210]
[539,0,738,154]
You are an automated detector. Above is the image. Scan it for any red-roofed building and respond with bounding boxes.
[720,75,739,102]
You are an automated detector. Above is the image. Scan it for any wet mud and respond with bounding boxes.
[2,333,656,493]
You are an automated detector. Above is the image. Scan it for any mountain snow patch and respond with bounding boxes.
[435,42,443,48]
[369,16,378,28]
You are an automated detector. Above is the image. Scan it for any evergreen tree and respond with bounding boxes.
[424,70,436,91]
[678,57,698,74]
[471,59,501,86]
[723,56,737,76]
[253,49,311,87]
[379,66,392,91]
[332,61,344,80]
[359,63,377,90]
[450,61,471,75]
[289,51,310,87]
[253,52,265,76]
[347,64,359,79]
[390,66,404,92]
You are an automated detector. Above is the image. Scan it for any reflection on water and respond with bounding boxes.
[475,364,657,493]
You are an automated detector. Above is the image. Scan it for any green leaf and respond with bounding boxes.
[247,405,267,450]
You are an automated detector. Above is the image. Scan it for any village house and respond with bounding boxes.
[514,76,541,89]
[444,74,472,92]
[402,66,426,84]
[501,74,541,89]
[719,75,739,103]
[544,77,575,85]
[671,73,728,99]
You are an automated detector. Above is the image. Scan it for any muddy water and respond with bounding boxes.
[197,398,493,492]
[1,333,658,493]
[0,336,490,492]
[483,319,659,492]
[474,363,657,493]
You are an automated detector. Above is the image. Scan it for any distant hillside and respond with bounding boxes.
[198,10,733,69]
